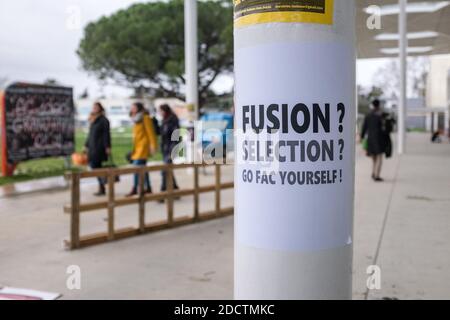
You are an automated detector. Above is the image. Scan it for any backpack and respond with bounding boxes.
[152,116,161,136]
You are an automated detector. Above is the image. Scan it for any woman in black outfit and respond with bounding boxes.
[360,99,386,182]
[159,104,180,192]
[84,102,111,196]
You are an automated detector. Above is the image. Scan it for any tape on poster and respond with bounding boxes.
[234,0,334,27]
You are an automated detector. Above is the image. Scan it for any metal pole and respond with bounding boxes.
[234,1,356,299]
[184,0,199,120]
[445,108,450,136]
[398,0,408,154]
[433,111,439,131]
[426,113,432,132]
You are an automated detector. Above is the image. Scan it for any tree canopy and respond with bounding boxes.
[77,0,233,104]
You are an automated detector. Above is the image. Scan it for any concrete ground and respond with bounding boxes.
[0,133,449,300]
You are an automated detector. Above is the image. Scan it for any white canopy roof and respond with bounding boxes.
[357,0,450,58]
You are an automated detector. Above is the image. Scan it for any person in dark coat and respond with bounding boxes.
[360,99,386,182]
[159,104,180,193]
[84,102,111,196]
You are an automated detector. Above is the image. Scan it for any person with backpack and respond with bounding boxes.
[159,104,180,193]
[360,99,388,182]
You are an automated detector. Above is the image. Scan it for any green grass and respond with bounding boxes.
[0,127,162,186]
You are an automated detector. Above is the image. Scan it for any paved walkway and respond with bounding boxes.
[0,133,449,299]
[0,176,68,198]
[354,133,450,300]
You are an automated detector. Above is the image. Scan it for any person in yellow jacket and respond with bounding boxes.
[126,102,158,197]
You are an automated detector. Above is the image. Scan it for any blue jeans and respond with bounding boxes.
[132,159,151,190]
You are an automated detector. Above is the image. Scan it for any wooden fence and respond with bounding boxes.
[64,163,234,250]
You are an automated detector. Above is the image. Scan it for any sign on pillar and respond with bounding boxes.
[234,0,356,300]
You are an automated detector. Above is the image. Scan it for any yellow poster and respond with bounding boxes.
[234,0,334,27]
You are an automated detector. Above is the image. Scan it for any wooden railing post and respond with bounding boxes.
[107,171,115,241]
[70,172,80,249]
[139,168,146,233]
[215,164,221,215]
[64,163,235,249]
[166,165,174,225]
[193,165,200,221]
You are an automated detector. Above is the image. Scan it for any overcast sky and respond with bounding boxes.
[0,0,387,99]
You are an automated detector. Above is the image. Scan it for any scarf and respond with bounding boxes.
[89,112,102,124]
[132,112,144,124]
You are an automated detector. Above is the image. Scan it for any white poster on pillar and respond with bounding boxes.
[235,41,355,252]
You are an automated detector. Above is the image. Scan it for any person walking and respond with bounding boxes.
[360,99,387,182]
[159,104,180,193]
[126,102,158,197]
[85,102,111,196]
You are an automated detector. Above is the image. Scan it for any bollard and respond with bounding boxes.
[234,0,356,300]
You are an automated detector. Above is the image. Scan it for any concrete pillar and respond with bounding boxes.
[433,111,439,131]
[234,1,356,299]
[445,109,450,135]
[426,113,432,132]
[398,0,408,154]
[184,0,199,119]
